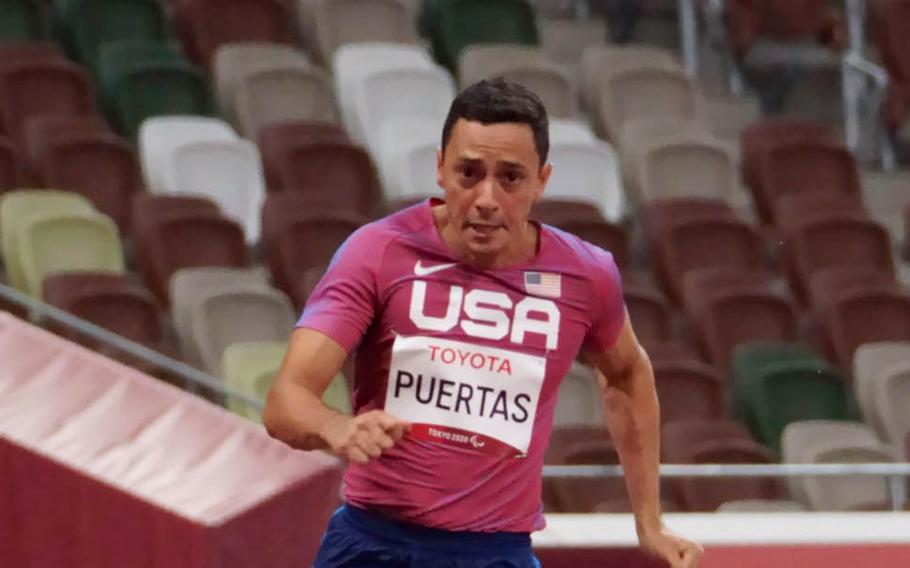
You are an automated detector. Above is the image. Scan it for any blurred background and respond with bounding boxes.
[0,1,909,566]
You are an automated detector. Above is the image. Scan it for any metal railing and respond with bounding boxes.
[0,282,264,413]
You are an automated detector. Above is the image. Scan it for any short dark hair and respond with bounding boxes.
[440,78,549,166]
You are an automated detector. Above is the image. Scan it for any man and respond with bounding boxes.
[264,78,703,568]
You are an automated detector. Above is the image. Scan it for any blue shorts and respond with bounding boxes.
[312,505,541,568]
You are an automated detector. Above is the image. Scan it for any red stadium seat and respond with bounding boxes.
[24,126,143,230]
[257,120,350,190]
[725,0,845,59]
[624,284,673,348]
[176,0,296,67]
[0,59,97,143]
[0,137,23,195]
[823,287,910,371]
[653,359,726,424]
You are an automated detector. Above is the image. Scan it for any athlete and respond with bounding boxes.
[263,78,703,568]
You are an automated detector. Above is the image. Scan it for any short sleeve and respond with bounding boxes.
[581,245,626,354]
[294,224,387,352]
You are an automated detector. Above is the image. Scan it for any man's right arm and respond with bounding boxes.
[262,328,409,463]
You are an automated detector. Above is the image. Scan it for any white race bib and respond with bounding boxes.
[385,335,546,456]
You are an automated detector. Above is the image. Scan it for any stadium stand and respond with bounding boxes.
[0,0,908,552]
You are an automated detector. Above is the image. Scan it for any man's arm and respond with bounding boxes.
[585,313,703,568]
[263,328,408,463]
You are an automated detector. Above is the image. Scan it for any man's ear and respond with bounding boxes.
[535,162,553,200]
[436,147,444,188]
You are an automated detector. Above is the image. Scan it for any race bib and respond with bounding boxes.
[385,335,546,457]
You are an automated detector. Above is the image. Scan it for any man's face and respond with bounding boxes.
[436,119,551,258]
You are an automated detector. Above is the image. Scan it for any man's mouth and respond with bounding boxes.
[465,222,502,235]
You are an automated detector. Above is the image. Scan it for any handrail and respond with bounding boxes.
[0,282,265,412]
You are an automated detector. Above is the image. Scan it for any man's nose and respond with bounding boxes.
[473,179,499,214]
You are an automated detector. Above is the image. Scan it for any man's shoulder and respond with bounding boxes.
[540,223,620,278]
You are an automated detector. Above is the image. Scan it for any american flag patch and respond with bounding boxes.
[524,271,561,298]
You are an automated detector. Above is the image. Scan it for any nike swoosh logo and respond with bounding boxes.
[414,260,457,277]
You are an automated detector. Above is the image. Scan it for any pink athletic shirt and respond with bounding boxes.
[296,198,625,533]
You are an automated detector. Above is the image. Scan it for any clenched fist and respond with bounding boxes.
[638,523,703,568]
[320,410,410,464]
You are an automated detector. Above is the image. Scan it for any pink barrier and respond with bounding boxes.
[0,313,343,567]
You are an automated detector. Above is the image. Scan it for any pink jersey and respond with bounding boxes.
[296,198,625,533]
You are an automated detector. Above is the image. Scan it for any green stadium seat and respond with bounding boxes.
[419,0,539,72]
[96,41,214,138]
[222,340,352,422]
[0,189,95,292]
[17,211,125,298]
[749,359,856,452]
[731,341,821,434]
[0,0,46,41]
[53,0,171,68]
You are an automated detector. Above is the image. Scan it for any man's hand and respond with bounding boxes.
[320,410,410,464]
[638,523,703,568]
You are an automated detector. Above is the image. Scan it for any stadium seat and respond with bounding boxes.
[258,131,383,216]
[212,43,312,122]
[781,420,877,504]
[265,209,366,305]
[652,359,726,424]
[223,340,352,420]
[299,0,419,64]
[0,190,95,292]
[175,0,295,68]
[595,66,697,143]
[753,140,861,225]
[551,218,629,268]
[553,362,602,428]
[853,342,910,438]
[539,18,606,84]
[0,42,64,72]
[869,360,910,447]
[42,271,167,352]
[355,66,455,160]
[0,137,24,195]
[54,0,171,67]
[23,125,143,231]
[623,284,673,348]
[234,62,337,139]
[419,0,539,72]
[618,117,713,201]
[332,43,436,144]
[257,121,350,190]
[159,138,266,244]
[783,214,894,305]
[636,135,738,205]
[0,0,46,41]
[732,342,825,431]
[806,267,898,322]
[696,291,800,373]
[804,443,896,511]
[545,140,624,222]
[531,198,604,226]
[138,116,238,195]
[188,284,295,374]
[641,197,737,264]
[135,207,248,303]
[653,217,766,304]
[681,268,778,324]
[725,0,845,59]
[823,287,910,371]
[580,44,679,111]
[96,42,214,138]
[661,420,784,512]
[740,355,855,451]
[739,117,836,193]
[458,44,577,118]
[372,115,437,200]
[17,211,125,298]
[773,192,866,235]
[546,428,627,512]
[0,59,97,144]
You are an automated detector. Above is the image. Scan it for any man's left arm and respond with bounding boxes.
[585,314,703,568]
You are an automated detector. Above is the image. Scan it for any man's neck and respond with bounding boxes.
[431,204,538,270]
